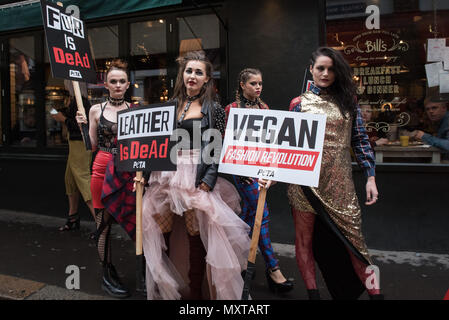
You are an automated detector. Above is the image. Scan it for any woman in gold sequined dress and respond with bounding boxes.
[288,47,383,300]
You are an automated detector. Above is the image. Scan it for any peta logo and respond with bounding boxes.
[69,70,82,78]
[257,168,275,178]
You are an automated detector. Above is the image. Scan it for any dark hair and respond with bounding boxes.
[311,47,357,117]
[106,59,129,80]
[235,68,266,106]
[424,95,449,108]
[172,51,215,107]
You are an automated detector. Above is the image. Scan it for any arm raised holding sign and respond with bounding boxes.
[224,69,293,298]
[287,47,383,300]
[76,59,139,299]
[139,51,251,300]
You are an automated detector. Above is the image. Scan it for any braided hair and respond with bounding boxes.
[235,68,266,107]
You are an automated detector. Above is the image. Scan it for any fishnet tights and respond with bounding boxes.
[95,209,113,265]
[292,208,380,294]
[154,210,200,236]
[292,209,317,289]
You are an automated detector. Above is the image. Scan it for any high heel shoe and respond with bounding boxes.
[102,263,130,299]
[265,267,294,293]
[59,213,80,231]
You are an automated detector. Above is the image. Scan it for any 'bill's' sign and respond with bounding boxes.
[116,102,177,172]
[219,108,326,187]
[40,0,96,83]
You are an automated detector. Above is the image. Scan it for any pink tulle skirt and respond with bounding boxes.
[142,150,250,300]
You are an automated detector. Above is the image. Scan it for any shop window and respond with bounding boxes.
[87,25,119,105]
[178,14,221,95]
[326,0,449,164]
[44,49,69,147]
[130,19,168,105]
[9,36,37,147]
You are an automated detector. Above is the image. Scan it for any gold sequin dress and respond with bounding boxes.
[287,89,373,264]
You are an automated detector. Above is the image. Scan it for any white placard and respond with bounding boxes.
[117,105,175,140]
[443,47,449,71]
[427,38,446,62]
[425,62,444,87]
[218,108,327,187]
[440,72,449,94]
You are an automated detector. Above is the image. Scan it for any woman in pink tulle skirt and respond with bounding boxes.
[137,51,250,300]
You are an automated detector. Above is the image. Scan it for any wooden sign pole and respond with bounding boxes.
[241,187,267,300]
[72,80,91,150]
[135,171,145,293]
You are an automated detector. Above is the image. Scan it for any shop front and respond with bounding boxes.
[0,0,447,253]
[0,0,323,232]
[324,0,449,252]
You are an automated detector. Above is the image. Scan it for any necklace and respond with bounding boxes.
[187,93,201,101]
[241,95,259,108]
[108,96,125,106]
[178,94,201,125]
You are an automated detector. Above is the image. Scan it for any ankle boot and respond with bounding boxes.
[188,234,206,300]
[102,263,130,299]
[136,255,147,296]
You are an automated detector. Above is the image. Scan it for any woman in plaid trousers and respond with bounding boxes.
[224,68,293,294]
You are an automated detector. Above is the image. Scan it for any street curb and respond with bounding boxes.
[0,274,45,300]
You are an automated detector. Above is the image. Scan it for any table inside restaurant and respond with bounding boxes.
[374,142,441,164]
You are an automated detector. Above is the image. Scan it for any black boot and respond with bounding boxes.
[102,263,131,299]
[188,234,206,300]
[135,255,147,296]
[307,289,321,300]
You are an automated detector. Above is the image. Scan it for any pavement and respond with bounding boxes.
[0,209,448,301]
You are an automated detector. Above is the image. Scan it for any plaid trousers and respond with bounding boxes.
[232,176,279,269]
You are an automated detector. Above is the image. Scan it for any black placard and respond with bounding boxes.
[116,102,178,172]
[40,0,96,83]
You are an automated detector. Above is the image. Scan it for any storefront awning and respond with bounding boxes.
[0,0,182,32]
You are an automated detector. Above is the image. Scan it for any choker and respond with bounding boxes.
[108,96,125,106]
[187,93,201,101]
[241,95,259,107]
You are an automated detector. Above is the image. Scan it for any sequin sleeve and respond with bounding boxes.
[351,104,376,177]
[289,96,302,112]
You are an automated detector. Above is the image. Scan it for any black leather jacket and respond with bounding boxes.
[194,99,226,190]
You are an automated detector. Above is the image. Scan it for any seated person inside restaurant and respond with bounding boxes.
[412,97,449,160]
[360,104,389,148]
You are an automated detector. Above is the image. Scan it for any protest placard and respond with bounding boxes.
[219,108,327,187]
[40,0,96,83]
[116,101,177,172]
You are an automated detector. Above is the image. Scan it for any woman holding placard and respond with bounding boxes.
[76,59,135,298]
[224,68,293,294]
[288,47,382,300]
[137,51,250,300]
